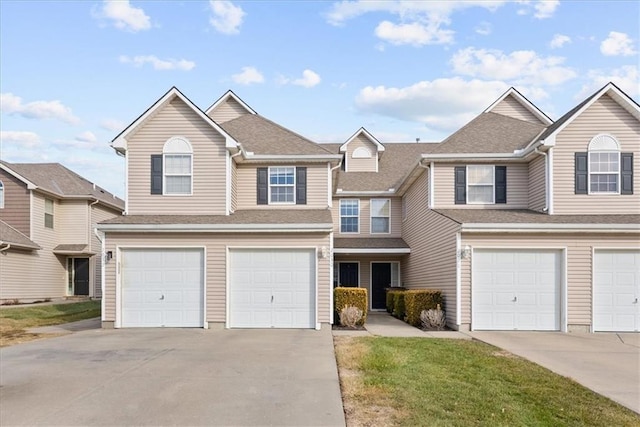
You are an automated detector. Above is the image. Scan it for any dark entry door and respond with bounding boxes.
[74,258,90,296]
[371,263,391,310]
[339,263,359,287]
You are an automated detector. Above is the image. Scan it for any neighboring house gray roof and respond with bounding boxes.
[0,220,41,250]
[322,143,439,192]
[219,114,334,156]
[334,238,409,249]
[0,161,124,210]
[431,112,547,154]
[99,209,332,225]
[434,209,640,225]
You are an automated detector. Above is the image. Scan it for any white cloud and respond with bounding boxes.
[533,0,559,19]
[119,55,195,71]
[0,93,80,124]
[550,34,571,49]
[75,131,98,143]
[0,131,41,148]
[231,66,264,85]
[580,65,639,98]
[209,0,245,34]
[475,21,492,36]
[100,118,125,132]
[374,21,453,46]
[355,77,511,132]
[450,47,576,86]
[292,69,322,88]
[600,31,637,56]
[95,0,151,32]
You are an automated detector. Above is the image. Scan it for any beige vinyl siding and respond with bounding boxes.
[236,164,329,209]
[331,197,402,237]
[553,94,640,214]
[0,170,30,237]
[126,97,227,215]
[207,97,250,123]
[334,255,404,307]
[490,94,547,124]
[460,233,640,330]
[434,163,529,209]
[401,172,460,327]
[528,154,546,211]
[345,135,378,172]
[58,200,88,244]
[231,159,238,212]
[103,233,331,324]
[91,204,121,298]
[0,248,37,300]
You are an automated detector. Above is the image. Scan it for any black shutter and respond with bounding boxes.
[575,153,588,194]
[257,168,268,205]
[495,166,507,204]
[150,155,163,195]
[621,153,633,195]
[454,166,466,204]
[296,167,307,205]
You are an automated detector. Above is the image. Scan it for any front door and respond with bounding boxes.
[371,263,391,310]
[339,263,359,287]
[73,258,90,296]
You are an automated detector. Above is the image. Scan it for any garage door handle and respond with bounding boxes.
[512,296,517,302]
[160,294,165,300]
[634,298,638,304]
[271,295,274,303]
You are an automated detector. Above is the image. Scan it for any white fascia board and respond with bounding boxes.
[333,248,411,254]
[339,127,385,152]
[0,164,38,189]
[97,223,334,232]
[335,190,396,196]
[205,90,257,116]
[239,154,343,162]
[421,152,523,161]
[461,223,640,233]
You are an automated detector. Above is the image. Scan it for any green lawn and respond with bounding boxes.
[334,336,640,426]
[0,300,100,347]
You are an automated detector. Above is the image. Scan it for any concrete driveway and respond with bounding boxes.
[0,327,345,426]
[469,331,640,414]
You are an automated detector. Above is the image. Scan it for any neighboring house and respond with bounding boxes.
[0,162,124,301]
[98,82,639,333]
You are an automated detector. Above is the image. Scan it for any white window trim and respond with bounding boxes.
[163,136,193,196]
[0,180,4,209]
[352,147,372,158]
[370,198,391,234]
[44,198,54,229]
[339,199,360,234]
[268,166,296,205]
[466,165,495,205]
[588,151,621,195]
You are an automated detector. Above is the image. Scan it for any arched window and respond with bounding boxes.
[588,134,620,194]
[163,136,193,195]
[0,180,4,208]
[352,147,372,158]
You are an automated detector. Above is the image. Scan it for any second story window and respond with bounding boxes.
[158,136,193,195]
[370,199,390,233]
[589,134,620,194]
[269,167,295,203]
[467,165,494,204]
[44,198,54,229]
[340,199,359,233]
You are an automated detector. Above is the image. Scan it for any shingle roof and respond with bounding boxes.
[0,220,41,250]
[219,114,334,156]
[434,209,640,225]
[99,209,332,225]
[52,244,94,255]
[430,112,547,154]
[1,162,124,210]
[322,143,439,192]
[334,238,409,249]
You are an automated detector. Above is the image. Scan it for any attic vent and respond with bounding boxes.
[352,147,372,158]
[588,134,619,151]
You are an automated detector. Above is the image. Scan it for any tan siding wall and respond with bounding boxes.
[91,204,121,298]
[331,197,402,237]
[127,97,227,215]
[0,248,36,300]
[401,172,460,326]
[208,98,250,123]
[345,135,378,172]
[103,233,331,325]
[0,170,30,236]
[434,163,529,209]
[231,159,238,212]
[553,95,640,214]
[490,95,546,124]
[460,233,640,329]
[236,164,329,209]
[528,155,546,211]
[58,200,88,245]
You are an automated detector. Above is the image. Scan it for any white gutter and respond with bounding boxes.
[239,153,343,162]
[333,248,411,254]
[461,223,640,232]
[335,190,395,196]
[534,147,549,212]
[97,223,334,232]
[0,243,11,253]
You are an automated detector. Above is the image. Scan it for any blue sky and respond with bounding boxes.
[1,0,638,198]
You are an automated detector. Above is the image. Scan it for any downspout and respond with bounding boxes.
[227,146,243,214]
[88,199,100,298]
[93,228,106,324]
[417,160,431,208]
[328,158,342,325]
[534,147,549,213]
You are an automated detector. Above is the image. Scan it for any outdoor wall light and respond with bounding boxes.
[106,251,113,262]
[460,245,472,259]
[320,246,329,259]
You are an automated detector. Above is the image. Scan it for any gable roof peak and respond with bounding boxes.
[339,127,385,152]
[205,89,257,116]
[484,87,553,125]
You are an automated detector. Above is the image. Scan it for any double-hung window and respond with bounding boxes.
[588,135,620,194]
[370,199,390,234]
[269,167,295,203]
[44,198,54,229]
[467,165,494,204]
[340,199,359,233]
[162,137,192,195]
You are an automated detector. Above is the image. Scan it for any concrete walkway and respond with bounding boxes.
[333,312,470,339]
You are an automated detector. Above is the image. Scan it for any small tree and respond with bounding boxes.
[420,304,446,330]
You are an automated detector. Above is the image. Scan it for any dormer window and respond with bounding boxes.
[163,137,192,195]
[352,147,372,158]
[588,134,620,194]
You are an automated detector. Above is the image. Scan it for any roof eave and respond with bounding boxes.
[97,223,334,232]
[333,248,411,254]
[461,223,640,233]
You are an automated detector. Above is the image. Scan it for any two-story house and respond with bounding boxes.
[98,82,639,332]
[0,162,124,301]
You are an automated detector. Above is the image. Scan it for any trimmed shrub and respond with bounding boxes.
[334,287,368,326]
[339,306,363,328]
[386,290,396,313]
[392,291,406,320]
[404,289,444,327]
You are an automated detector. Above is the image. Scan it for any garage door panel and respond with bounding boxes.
[594,250,640,332]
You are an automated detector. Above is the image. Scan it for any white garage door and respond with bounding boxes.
[121,249,204,327]
[473,249,561,331]
[229,249,315,328]
[593,249,640,332]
